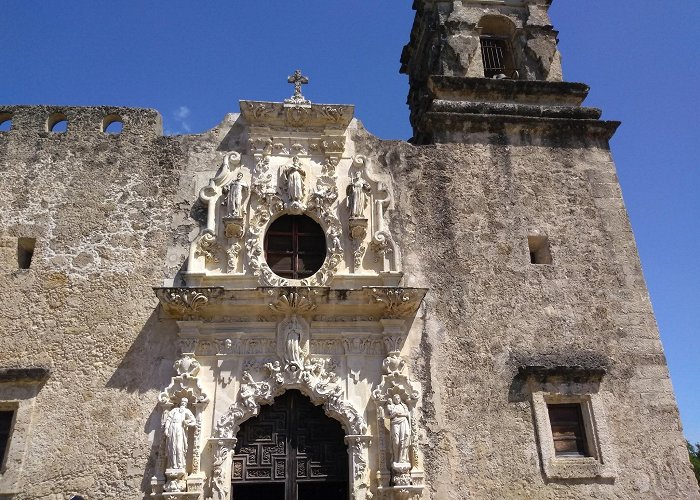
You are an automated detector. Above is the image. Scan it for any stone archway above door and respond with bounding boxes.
[231,390,349,500]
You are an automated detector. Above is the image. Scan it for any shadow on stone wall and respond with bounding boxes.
[106,308,178,394]
[106,307,179,496]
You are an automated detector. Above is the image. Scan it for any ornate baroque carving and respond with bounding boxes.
[268,288,318,314]
[194,231,220,264]
[370,288,423,319]
[156,288,221,317]
[215,357,368,440]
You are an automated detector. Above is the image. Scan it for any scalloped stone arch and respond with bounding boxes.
[240,383,363,437]
[212,361,372,499]
[215,361,367,439]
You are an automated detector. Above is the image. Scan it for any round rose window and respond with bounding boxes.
[264,215,326,280]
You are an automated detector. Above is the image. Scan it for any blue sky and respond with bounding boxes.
[2,2,698,444]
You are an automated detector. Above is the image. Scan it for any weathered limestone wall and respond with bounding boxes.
[360,128,700,498]
[0,106,184,499]
[0,103,697,499]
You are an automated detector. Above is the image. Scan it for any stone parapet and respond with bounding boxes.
[0,104,163,137]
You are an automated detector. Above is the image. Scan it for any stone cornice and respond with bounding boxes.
[0,367,50,384]
[154,286,428,321]
[240,100,354,129]
[517,365,606,384]
[419,112,620,143]
[428,76,590,106]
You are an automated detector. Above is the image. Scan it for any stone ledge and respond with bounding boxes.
[432,99,601,119]
[419,111,620,143]
[153,286,428,321]
[428,76,590,106]
[0,367,50,384]
[518,365,606,384]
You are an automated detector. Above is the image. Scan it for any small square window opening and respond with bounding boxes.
[547,403,589,457]
[528,235,552,265]
[0,410,14,467]
[17,237,36,269]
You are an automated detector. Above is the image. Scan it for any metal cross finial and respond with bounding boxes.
[287,69,309,103]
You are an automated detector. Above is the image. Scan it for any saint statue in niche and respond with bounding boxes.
[387,394,411,465]
[347,171,371,218]
[222,172,248,218]
[164,398,197,470]
[284,316,305,369]
[283,156,306,203]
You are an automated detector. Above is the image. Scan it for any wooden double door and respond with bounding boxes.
[231,390,349,500]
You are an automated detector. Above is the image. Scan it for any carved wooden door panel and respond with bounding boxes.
[231,390,349,500]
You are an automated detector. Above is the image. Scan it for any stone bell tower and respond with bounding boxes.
[387,1,700,499]
[401,0,574,143]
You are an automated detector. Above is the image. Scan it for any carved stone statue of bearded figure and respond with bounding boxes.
[387,394,411,465]
[222,172,248,218]
[284,157,306,203]
[164,398,197,470]
[347,171,371,218]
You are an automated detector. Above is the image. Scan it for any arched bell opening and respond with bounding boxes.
[231,389,349,500]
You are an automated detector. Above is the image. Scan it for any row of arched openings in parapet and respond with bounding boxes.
[0,112,123,134]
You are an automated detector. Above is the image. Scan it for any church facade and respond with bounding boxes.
[0,1,697,499]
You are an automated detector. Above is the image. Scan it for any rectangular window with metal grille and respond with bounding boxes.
[480,37,509,78]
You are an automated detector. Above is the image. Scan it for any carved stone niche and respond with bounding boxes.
[372,351,424,499]
[152,352,210,500]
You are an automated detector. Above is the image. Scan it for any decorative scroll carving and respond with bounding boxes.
[159,358,209,407]
[195,231,220,264]
[320,106,345,123]
[226,242,241,273]
[239,100,354,129]
[383,351,406,376]
[156,288,220,317]
[174,353,201,377]
[244,102,274,121]
[345,434,372,486]
[370,288,423,318]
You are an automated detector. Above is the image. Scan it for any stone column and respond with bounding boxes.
[345,434,372,500]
